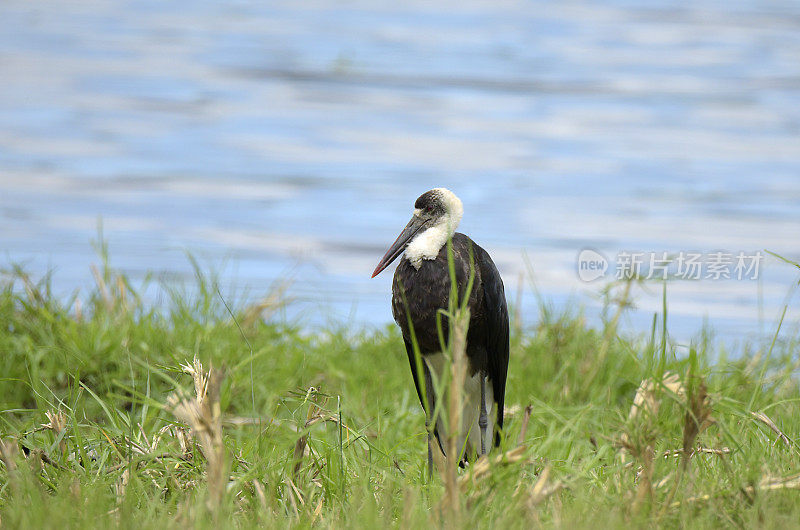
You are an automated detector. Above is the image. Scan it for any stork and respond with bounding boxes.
[371,188,509,471]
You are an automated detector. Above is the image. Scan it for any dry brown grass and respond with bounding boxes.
[168,356,228,514]
[443,306,470,526]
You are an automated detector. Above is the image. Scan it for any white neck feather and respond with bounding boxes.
[404,188,463,269]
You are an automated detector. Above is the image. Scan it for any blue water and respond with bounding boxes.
[1,0,799,346]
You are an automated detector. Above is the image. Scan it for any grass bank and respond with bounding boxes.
[1,256,799,528]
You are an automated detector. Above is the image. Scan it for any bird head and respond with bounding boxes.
[371,188,463,277]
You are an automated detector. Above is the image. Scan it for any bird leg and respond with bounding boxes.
[479,372,488,456]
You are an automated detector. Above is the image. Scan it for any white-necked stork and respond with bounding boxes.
[371,188,509,469]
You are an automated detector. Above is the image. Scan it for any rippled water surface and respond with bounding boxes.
[2,0,799,344]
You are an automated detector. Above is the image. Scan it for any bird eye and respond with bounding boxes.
[426,205,434,213]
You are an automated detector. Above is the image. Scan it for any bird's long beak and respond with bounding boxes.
[371,215,429,278]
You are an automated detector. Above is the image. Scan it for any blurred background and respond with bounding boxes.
[1,0,799,347]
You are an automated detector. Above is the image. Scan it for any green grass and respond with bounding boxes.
[1,254,799,528]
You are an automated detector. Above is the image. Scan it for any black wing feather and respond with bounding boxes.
[474,245,510,446]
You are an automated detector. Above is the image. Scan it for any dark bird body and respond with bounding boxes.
[372,189,509,468]
[392,233,509,458]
